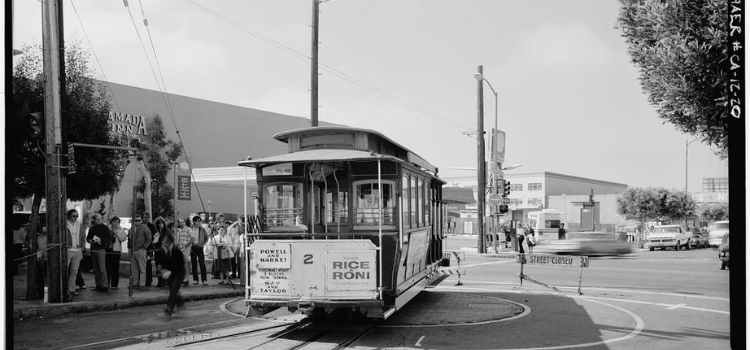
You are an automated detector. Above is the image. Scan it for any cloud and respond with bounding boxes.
[506,22,616,67]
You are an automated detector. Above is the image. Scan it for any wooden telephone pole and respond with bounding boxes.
[42,0,66,303]
[311,0,320,127]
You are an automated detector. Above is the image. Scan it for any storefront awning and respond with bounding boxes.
[237,149,402,168]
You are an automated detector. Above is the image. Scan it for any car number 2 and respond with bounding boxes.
[303,254,313,264]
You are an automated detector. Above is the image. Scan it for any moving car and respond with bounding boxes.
[690,234,709,249]
[646,225,691,251]
[534,232,634,257]
[718,233,729,270]
[708,220,729,247]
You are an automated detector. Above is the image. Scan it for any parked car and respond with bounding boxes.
[719,233,729,270]
[689,234,709,249]
[646,225,691,251]
[708,220,729,247]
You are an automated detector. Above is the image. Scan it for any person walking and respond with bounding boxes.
[160,233,186,319]
[86,213,112,292]
[152,217,169,288]
[189,216,209,286]
[129,214,152,289]
[558,223,567,240]
[107,216,128,289]
[174,218,193,287]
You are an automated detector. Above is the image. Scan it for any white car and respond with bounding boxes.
[646,225,691,251]
[707,220,729,248]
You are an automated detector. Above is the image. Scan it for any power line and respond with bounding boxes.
[123,0,208,213]
[138,0,208,213]
[180,0,473,132]
[67,0,123,114]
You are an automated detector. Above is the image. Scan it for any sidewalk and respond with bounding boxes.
[12,263,244,321]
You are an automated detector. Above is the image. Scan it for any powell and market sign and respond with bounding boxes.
[108,112,148,136]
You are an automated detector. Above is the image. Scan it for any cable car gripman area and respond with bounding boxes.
[237,126,448,319]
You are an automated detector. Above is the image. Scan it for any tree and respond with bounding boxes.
[11,42,125,299]
[618,0,729,158]
[137,115,182,219]
[698,203,729,222]
[617,187,696,226]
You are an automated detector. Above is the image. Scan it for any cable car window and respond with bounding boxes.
[418,179,424,227]
[411,176,418,226]
[421,179,429,226]
[402,175,410,228]
[263,183,302,227]
[262,163,293,176]
[353,180,396,226]
[326,190,349,225]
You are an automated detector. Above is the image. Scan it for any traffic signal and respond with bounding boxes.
[67,143,76,174]
[503,180,511,197]
[29,112,44,139]
[498,204,508,214]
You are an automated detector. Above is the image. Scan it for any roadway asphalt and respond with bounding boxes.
[11,241,640,323]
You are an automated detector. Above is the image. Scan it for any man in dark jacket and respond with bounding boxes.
[161,233,185,318]
[86,213,112,291]
[141,212,156,286]
[129,214,152,289]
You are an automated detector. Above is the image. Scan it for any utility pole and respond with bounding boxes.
[476,65,486,254]
[310,0,320,127]
[42,0,65,303]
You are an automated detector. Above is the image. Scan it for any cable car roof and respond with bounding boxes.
[237,148,402,167]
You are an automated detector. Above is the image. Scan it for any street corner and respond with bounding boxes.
[382,291,525,326]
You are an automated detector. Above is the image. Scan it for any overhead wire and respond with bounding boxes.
[134,0,208,213]
[122,0,207,213]
[67,0,123,114]
[181,0,474,132]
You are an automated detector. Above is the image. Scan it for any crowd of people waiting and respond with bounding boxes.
[17,209,251,302]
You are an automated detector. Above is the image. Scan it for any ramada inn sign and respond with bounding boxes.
[108,111,148,136]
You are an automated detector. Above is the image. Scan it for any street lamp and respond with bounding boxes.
[474,69,499,254]
[685,138,698,193]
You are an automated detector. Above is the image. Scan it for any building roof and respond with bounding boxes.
[443,187,476,204]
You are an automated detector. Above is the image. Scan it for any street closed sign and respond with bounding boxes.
[517,254,589,268]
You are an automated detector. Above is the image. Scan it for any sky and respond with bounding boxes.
[10,0,729,192]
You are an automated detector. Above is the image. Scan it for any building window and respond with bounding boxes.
[510,183,523,192]
[528,198,543,206]
[528,183,542,191]
[509,199,523,206]
[702,178,728,193]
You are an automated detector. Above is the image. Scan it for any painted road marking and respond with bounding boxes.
[667,303,687,310]
[415,335,425,346]
[433,285,730,316]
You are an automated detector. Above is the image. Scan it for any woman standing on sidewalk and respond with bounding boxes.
[107,216,128,289]
[152,217,169,288]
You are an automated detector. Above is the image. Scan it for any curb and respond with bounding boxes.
[14,290,245,321]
